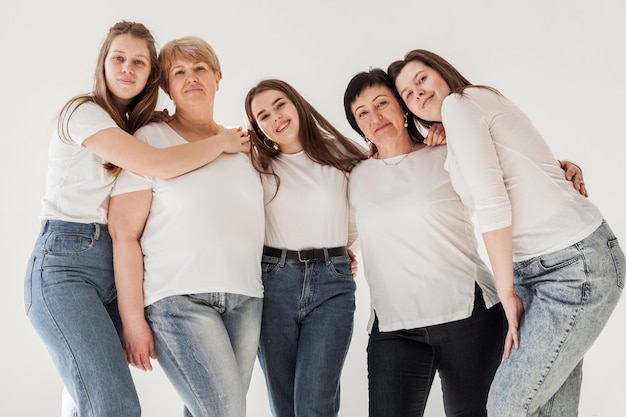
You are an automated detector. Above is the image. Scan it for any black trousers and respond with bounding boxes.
[368,285,506,417]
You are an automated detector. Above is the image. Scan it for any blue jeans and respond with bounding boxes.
[368,284,506,417]
[24,220,140,417]
[146,292,262,417]
[258,247,356,417]
[487,220,624,416]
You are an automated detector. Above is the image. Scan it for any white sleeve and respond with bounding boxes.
[442,92,512,232]
[111,125,153,196]
[346,200,359,250]
[111,169,153,196]
[67,102,118,146]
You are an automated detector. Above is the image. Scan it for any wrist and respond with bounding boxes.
[497,288,517,301]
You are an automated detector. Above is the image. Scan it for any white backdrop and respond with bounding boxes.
[1,1,625,416]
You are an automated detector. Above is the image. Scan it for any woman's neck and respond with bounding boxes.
[169,111,220,142]
[376,138,420,159]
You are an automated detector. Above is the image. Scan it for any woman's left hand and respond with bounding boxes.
[559,160,588,197]
[500,292,524,359]
[151,108,172,123]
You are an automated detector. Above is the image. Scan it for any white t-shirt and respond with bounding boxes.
[349,146,499,332]
[262,150,356,250]
[112,122,265,306]
[40,102,118,224]
[442,88,603,261]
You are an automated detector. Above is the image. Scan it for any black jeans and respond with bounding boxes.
[367,285,506,417]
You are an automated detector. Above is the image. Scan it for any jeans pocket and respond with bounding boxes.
[329,257,354,279]
[261,256,280,279]
[608,238,625,289]
[45,231,95,255]
[538,248,581,271]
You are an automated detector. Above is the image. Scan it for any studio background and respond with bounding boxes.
[1,1,624,415]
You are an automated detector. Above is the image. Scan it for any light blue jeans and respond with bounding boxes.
[257,248,356,417]
[487,220,624,416]
[146,292,262,417]
[24,220,140,417]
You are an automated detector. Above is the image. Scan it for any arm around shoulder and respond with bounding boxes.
[84,127,250,179]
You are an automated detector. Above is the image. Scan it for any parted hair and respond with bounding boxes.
[57,20,161,175]
[158,36,222,96]
[343,68,425,144]
[244,79,366,200]
[388,49,497,128]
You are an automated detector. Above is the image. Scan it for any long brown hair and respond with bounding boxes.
[244,79,366,199]
[57,20,161,175]
[388,49,498,128]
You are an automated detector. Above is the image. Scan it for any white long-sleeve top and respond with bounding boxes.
[262,150,356,250]
[349,146,499,332]
[442,88,602,262]
[112,123,265,306]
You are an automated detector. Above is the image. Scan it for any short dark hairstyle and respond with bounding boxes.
[343,68,424,144]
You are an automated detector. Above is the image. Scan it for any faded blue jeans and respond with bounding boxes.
[146,292,262,417]
[24,220,140,417]
[487,220,624,416]
[258,247,356,417]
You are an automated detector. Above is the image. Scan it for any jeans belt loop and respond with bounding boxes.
[41,220,50,235]
[323,247,331,266]
[278,248,287,267]
[297,249,316,263]
[93,223,101,240]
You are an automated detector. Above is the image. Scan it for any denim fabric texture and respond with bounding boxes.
[24,220,140,417]
[367,284,506,417]
[257,249,356,417]
[146,292,262,417]
[487,220,624,416]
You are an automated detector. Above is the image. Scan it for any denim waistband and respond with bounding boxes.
[40,219,108,239]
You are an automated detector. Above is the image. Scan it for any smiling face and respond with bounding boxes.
[165,57,220,113]
[350,84,408,152]
[394,60,451,122]
[103,33,152,111]
[250,89,302,154]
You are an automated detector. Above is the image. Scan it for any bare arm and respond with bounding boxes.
[482,226,524,359]
[84,126,250,179]
[108,189,155,371]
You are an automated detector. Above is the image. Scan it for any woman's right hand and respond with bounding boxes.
[423,123,446,146]
[123,320,156,372]
[218,127,252,154]
[500,292,525,359]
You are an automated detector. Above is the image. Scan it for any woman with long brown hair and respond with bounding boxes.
[24,22,248,417]
[244,79,365,417]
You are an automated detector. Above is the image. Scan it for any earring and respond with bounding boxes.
[263,137,280,151]
[404,113,409,128]
[364,137,370,144]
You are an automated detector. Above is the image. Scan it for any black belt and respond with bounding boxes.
[263,246,348,262]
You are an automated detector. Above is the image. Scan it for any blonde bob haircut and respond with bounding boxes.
[158,36,222,95]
